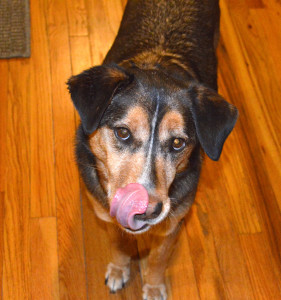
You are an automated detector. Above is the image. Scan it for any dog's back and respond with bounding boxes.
[104,0,220,89]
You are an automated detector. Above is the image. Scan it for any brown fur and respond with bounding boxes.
[117,106,150,141]
[87,101,195,297]
[158,111,186,142]
[67,0,238,298]
[90,105,193,212]
[121,46,197,79]
[90,127,147,202]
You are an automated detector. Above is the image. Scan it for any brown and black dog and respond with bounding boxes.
[67,0,238,299]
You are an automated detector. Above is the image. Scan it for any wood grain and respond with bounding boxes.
[0,61,8,299]
[0,60,8,193]
[185,204,226,300]
[198,162,256,300]
[66,0,88,37]
[240,233,281,299]
[0,0,280,299]
[165,223,200,300]
[30,0,56,218]
[3,59,31,300]
[70,36,92,75]
[219,0,281,281]
[85,0,124,64]
[45,0,87,298]
[30,218,60,300]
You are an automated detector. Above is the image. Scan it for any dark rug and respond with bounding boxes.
[0,0,30,58]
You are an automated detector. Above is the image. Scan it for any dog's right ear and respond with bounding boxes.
[67,65,133,135]
[188,83,238,161]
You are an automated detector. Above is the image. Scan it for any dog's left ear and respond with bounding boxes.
[67,64,133,135]
[188,83,238,161]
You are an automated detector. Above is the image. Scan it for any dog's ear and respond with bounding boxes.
[188,83,238,161]
[67,64,133,135]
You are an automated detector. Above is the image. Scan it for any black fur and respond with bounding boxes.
[188,83,238,161]
[68,0,238,214]
[68,64,133,135]
[104,0,220,89]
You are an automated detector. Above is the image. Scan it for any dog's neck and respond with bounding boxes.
[120,47,198,83]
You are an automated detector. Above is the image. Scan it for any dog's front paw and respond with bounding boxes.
[142,283,167,300]
[105,262,130,293]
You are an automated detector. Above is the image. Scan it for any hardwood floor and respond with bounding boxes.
[0,0,280,299]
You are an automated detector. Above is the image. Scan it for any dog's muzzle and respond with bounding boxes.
[110,183,167,232]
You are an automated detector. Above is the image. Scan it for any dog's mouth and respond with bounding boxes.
[110,183,170,234]
[124,223,150,234]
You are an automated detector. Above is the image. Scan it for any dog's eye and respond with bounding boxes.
[115,127,131,141]
[172,138,186,151]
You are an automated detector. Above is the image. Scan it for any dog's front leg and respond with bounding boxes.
[105,223,134,293]
[142,223,182,300]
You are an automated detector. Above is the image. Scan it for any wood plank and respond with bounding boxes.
[213,109,261,235]
[3,59,31,300]
[85,0,124,65]
[245,0,265,8]
[246,8,281,210]
[30,0,56,218]
[166,222,200,300]
[185,204,226,300]
[266,0,281,13]
[217,58,263,236]
[0,58,8,300]
[198,162,255,300]
[45,0,88,298]
[219,0,281,275]
[66,0,88,37]
[70,36,92,75]
[240,233,281,299]
[222,0,281,212]
[218,46,281,286]
[0,60,8,193]
[30,218,60,300]
[219,130,261,234]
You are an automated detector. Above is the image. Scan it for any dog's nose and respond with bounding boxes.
[134,202,163,221]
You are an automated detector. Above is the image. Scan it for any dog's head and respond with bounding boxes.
[68,64,238,234]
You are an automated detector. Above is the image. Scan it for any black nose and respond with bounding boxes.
[134,202,163,221]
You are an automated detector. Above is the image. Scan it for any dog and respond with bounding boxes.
[67,0,238,299]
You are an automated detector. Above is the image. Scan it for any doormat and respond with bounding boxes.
[0,0,30,58]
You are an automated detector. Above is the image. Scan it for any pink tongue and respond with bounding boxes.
[110,183,149,231]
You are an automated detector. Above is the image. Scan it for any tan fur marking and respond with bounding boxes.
[89,118,148,202]
[121,46,197,78]
[106,67,128,81]
[118,106,150,142]
[111,151,146,193]
[89,129,109,191]
[158,111,187,142]
[155,157,171,196]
